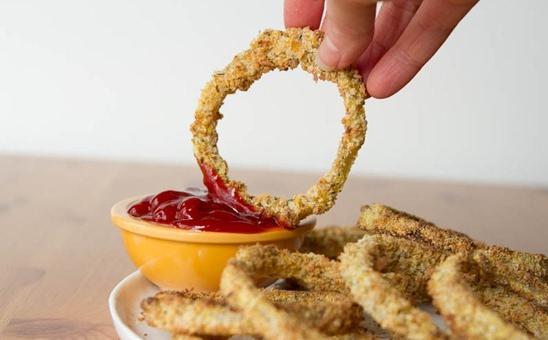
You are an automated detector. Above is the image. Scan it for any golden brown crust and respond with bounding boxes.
[144,204,547,339]
[142,290,246,336]
[339,235,448,339]
[221,261,370,340]
[299,226,366,259]
[219,245,377,340]
[142,289,363,337]
[358,204,478,253]
[473,246,548,307]
[478,285,548,338]
[428,254,532,340]
[191,27,367,226]
[358,204,548,307]
[234,243,346,293]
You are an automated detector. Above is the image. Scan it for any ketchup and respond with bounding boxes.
[127,164,282,233]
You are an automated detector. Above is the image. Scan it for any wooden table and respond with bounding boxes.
[0,155,546,339]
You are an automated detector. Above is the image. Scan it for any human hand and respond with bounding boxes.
[284,0,478,98]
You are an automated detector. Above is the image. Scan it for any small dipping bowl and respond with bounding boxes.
[111,196,315,291]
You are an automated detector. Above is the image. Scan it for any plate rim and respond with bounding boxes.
[108,270,146,340]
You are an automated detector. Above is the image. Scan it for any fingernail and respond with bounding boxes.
[317,36,341,71]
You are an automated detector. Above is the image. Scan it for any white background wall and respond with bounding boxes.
[1,1,547,186]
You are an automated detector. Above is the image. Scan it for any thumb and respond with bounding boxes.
[318,0,377,70]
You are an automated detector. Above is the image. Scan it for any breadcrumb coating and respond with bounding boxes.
[300,226,366,259]
[339,235,448,339]
[191,27,367,226]
[220,261,373,340]
[358,204,478,253]
[428,254,532,340]
[234,243,347,293]
[142,289,363,336]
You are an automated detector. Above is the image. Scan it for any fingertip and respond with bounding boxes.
[365,68,399,99]
[365,82,394,99]
[284,0,324,29]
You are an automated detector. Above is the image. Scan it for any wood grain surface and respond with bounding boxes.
[0,154,546,339]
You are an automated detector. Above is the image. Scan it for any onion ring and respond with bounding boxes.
[191,27,367,226]
[299,226,366,259]
[234,243,346,293]
[428,253,532,340]
[339,234,448,339]
[142,289,362,336]
[478,285,548,338]
[358,204,478,253]
[473,246,548,307]
[220,261,373,340]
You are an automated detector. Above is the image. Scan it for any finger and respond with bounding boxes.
[284,0,325,29]
[318,0,377,70]
[357,0,422,80]
[367,0,478,98]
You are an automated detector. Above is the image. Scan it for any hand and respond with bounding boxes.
[284,0,478,98]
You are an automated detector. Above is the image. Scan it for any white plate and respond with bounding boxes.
[109,271,448,340]
[109,270,169,340]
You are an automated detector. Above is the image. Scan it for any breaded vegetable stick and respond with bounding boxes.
[479,285,548,338]
[300,226,366,259]
[142,290,248,336]
[234,244,347,293]
[339,235,448,339]
[474,246,548,307]
[142,289,363,336]
[221,261,325,340]
[360,204,548,306]
[358,204,477,253]
[428,254,531,340]
[220,260,374,340]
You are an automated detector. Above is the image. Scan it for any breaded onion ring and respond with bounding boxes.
[359,204,548,306]
[221,263,322,340]
[299,226,366,259]
[358,204,478,253]
[234,243,346,293]
[473,246,548,307]
[339,234,448,339]
[142,289,362,336]
[191,27,367,226]
[220,261,373,340]
[478,285,548,338]
[428,254,532,340]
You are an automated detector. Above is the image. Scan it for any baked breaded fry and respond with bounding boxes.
[267,290,364,335]
[339,235,448,339]
[428,254,531,340]
[234,244,347,293]
[358,204,478,253]
[300,226,366,259]
[142,289,363,336]
[473,246,548,307]
[142,290,248,337]
[479,285,548,338]
[359,204,548,306]
[221,261,325,340]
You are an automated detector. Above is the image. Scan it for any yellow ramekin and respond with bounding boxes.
[111,196,315,291]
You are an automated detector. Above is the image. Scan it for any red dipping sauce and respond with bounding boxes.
[128,164,283,233]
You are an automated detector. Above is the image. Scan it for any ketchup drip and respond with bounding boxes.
[127,164,282,233]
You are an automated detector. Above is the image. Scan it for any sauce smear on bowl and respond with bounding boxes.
[128,164,282,233]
